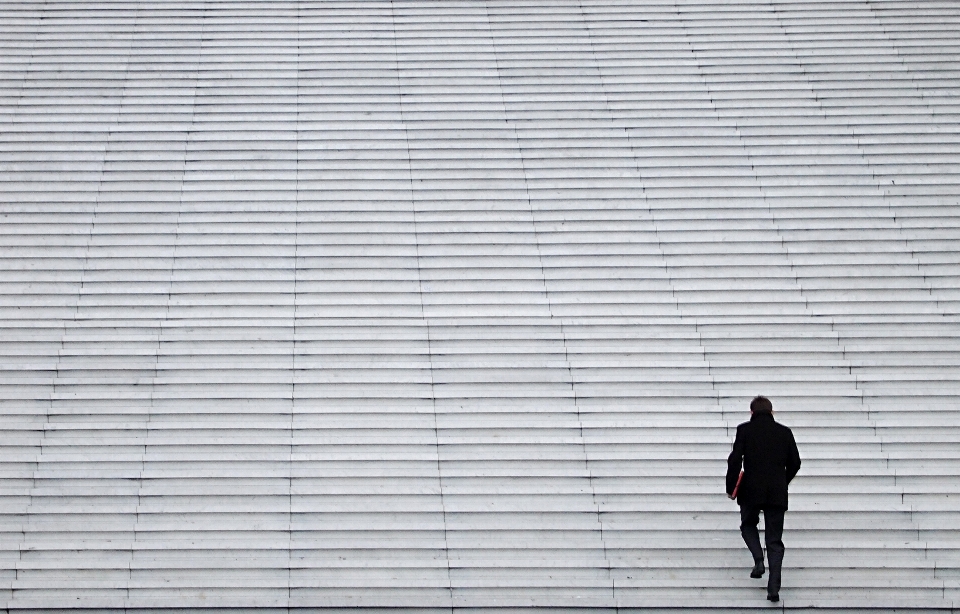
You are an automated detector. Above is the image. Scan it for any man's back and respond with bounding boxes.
[726,412,801,509]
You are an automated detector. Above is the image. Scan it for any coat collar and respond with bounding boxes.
[750,412,775,423]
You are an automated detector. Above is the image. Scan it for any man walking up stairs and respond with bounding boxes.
[727,396,802,603]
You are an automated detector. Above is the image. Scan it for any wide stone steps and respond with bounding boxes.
[2,0,960,611]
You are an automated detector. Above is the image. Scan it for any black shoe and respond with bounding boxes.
[767,591,779,602]
[750,561,765,578]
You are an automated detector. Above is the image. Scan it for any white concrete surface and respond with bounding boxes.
[1,0,959,611]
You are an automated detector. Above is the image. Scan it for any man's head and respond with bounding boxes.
[750,396,773,415]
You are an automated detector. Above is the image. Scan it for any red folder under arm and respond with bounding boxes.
[731,471,744,498]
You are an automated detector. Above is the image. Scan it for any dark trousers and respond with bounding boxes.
[740,504,786,593]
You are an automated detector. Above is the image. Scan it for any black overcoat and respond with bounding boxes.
[726,412,801,509]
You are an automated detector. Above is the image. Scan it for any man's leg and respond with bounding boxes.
[763,506,786,596]
[739,504,764,569]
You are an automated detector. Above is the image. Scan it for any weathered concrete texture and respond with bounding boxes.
[1,0,959,610]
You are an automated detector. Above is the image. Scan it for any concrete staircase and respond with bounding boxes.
[1,0,959,610]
